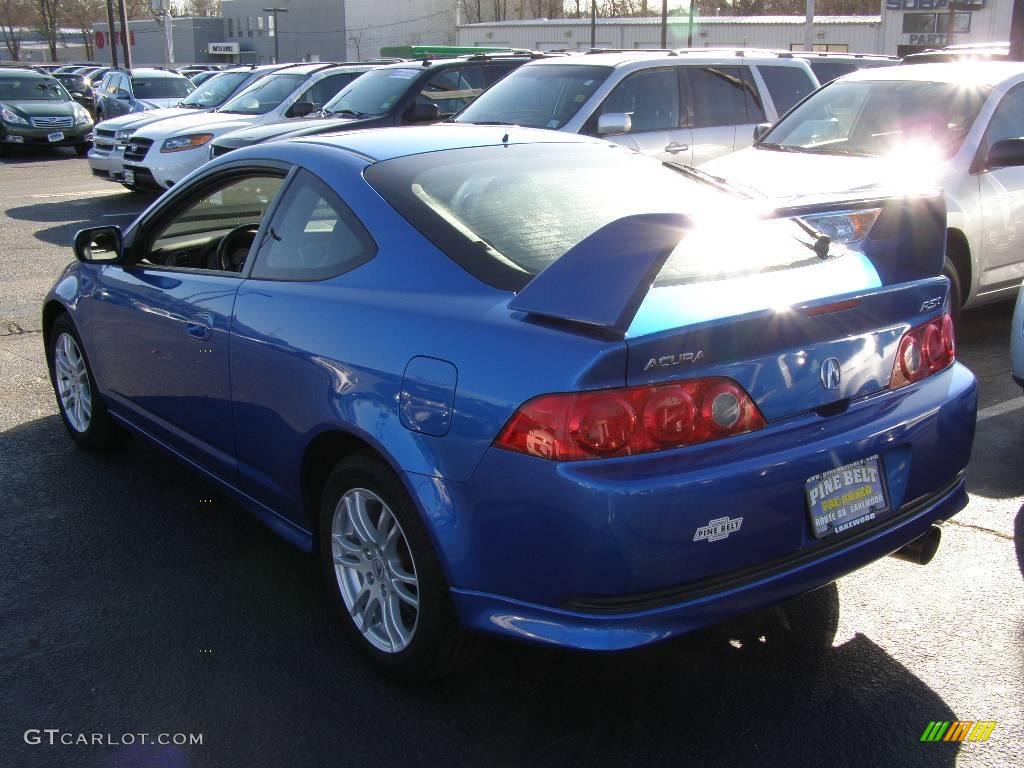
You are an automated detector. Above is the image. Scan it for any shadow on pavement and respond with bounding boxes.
[0,415,962,768]
[1016,504,1024,578]
[5,192,156,248]
[0,146,82,164]
[965,414,1024,499]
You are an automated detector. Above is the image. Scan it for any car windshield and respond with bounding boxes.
[219,73,307,114]
[323,67,420,117]
[180,71,252,108]
[0,76,69,101]
[455,65,612,128]
[761,79,989,159]
[131,77,194,99]
[808,61,858,85]
[366,143,824,292]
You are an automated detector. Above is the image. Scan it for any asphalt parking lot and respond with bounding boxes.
[1,148,1021,768]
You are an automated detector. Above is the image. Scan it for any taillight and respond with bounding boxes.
[890,313,955,389]
[494,377,766,461]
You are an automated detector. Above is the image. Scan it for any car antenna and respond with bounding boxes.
[501,132,509,144]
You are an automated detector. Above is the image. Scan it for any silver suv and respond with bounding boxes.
[454,50,819,165]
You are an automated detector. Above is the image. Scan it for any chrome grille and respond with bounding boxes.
[30,116,74,129]
[123,137,153,162]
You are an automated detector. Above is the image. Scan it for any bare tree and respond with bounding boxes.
[173,0,222,15]
[32,0,59,60]
[64,0,105,60]
[0,0,33,60]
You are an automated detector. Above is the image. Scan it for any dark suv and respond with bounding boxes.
[93,68,194,121]
[208,53,548,156]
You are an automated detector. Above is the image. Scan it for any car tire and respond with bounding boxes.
[318,451,486,682]
[942,256,963,329]
[0,143,9,158]
[47,314,127,451]
[74,143,90,157]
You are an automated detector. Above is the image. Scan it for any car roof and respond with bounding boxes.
[129,68,188,78]
[0,68,52,79]
[523,50,811,68]
[292,124,606,162]
[843,61,1024,86]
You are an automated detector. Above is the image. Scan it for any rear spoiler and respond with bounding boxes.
[508,192,945,337]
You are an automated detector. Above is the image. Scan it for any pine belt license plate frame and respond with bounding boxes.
[805,455,890,539]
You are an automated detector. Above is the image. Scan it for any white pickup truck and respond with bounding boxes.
[704,62,1024,319]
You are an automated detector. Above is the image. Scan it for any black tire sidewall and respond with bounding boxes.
[943,256,963,327]
[318,453,454,681]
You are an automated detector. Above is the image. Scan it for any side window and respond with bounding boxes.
[986,86,1024,144]
[685,66,748,128]
[108,74,122,94]
[740,66,766,123]
[297,73,355,110]
[757,65,817,117]
[487,61,520,83]
[252,171,376,281]
[417,66,486,117]
[146,174,285,273]
[600,68,680,132]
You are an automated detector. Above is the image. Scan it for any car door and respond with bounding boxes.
[587,67,692,164]
[111,73,131,117]
[85,168,288,479]
[684,65,761,165]
[978,83,1024,291]
[230,169,377,521]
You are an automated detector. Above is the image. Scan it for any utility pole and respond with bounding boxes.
[661,0,668,48]
[590,0,596,50]
[117,0,132,69]
[687,2,696,48]
[1011,0,1024,60]
[105,0,119,68]
[804,0,815,52]
[264,7,289,64]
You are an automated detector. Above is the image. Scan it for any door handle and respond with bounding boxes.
[664,142,689,154]
[185,313,213,340]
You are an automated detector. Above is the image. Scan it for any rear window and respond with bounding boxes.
[757,65,817,116]
[366,143,825,292]
[131,77,193,99]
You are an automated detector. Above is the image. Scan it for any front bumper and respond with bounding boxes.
[88,145,126,181]
[123,148,207,190]
[2,124,92,147]
[406,362,977,650]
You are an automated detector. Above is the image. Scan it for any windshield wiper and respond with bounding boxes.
[798,146,875,158]
[757,142,803,153]
[326,108,368,118]
[458,120,512,126]
[662,162,759,199]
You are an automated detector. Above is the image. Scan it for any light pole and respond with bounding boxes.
[263,7,289,64]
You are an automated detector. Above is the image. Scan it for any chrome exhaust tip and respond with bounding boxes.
[890,525,942,566]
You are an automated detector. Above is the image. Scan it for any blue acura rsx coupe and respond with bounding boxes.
[43,125,976,681]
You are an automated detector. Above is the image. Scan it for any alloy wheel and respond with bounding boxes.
[331,487,420,653]
[54,332,92,433]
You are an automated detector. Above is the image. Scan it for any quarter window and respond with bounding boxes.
[252,171,376,281]
[600,68,680,132]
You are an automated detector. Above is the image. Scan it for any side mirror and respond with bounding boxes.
[405,102,440,123]
[74,226,123,263]
[597,112,632,136]
[287,101,316,118]
[986,138,1024,171]
[115,89,131,100]
[753,122,773,142]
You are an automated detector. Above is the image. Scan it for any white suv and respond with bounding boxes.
[454,50,819,165]
[120,62,374,191]
[703,62,1024,317]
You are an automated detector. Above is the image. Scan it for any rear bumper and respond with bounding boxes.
[450,473,966,650]
[406,361,976,650]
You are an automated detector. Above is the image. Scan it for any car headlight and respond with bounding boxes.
[115,128,136,141]
[799,209,882,244]
[73,105,92,126]
[0,105,29,126]
[161,133,215,153]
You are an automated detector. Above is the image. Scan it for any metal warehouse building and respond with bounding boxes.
[457,2,1011,57]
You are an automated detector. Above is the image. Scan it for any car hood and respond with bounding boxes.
[134,111,262,141]
[702,146,948,198]
[2,100,75,117]
[215,116,363,148]
[95,107,205,132]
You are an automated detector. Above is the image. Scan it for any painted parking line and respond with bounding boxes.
[977,395,1024,423]
[102,212,142,217]
[28,190,125,199]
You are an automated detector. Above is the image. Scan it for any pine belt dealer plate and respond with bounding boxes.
[47,131,64,143]
[805,456,889,539]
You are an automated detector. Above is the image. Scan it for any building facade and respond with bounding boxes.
[457,2,1011,56]
[91,17,226,67]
